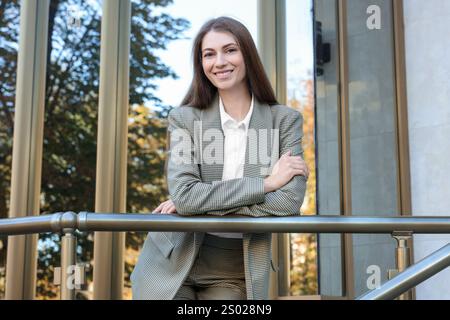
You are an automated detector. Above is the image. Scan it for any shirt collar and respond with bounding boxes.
[219,94,254,131]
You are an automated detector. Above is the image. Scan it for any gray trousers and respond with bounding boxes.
[174,233,247,300]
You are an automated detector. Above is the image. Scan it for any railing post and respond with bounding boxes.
[390,231,413,300]
[60,231,77,300]
[59,212,78,300]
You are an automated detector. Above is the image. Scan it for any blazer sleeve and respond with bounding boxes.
[205,111,307,217]
[167,108,266,215]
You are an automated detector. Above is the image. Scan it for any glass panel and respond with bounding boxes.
[0,0,20,299]
[346,0,397,296]
[125,0,257,299]
[38,0,102,299]
[286,0,318,296]
[314,0,344,296]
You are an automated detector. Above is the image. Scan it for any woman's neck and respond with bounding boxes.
[218,86,252,122]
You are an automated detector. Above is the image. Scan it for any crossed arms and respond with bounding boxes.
[166,108,306,217]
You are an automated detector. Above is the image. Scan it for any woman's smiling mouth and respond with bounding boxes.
[214,69,234,79]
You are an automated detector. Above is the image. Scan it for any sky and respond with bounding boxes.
[149,0,314,108]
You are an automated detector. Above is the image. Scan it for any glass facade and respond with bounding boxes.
[0,0,20,299]
[315,0,399,297]
[0,0,419,300]
[314,0,344,296]
[346,0,397,296]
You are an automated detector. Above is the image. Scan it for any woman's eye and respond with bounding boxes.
[203,52,214,58]
[227,48,237,53]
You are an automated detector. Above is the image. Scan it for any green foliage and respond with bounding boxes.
[0,0,189,298]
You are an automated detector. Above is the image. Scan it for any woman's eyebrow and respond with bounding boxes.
[202,43,238,52]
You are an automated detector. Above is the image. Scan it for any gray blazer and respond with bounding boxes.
[131,95,306,300]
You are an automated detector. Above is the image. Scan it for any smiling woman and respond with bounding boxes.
[131,16,309,300]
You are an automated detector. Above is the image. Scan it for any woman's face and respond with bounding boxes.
[201,30,247,92]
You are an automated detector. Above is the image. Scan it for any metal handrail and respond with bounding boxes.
[2,211,450,300]
[2,212,450,235]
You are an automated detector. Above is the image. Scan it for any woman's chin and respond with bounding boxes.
[215,83,238,92]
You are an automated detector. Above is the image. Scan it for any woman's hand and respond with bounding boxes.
[153,199,177,214]
[264,150,309,193]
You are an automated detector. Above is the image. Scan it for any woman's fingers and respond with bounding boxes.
[290,167,308,179]
[163,204,176,214]
[286,156,309,178]
[161,203,170,214]
[153,203,163,213]
[288,161,309,179]
[167,204,177,213]
[153,200,170,214]
[153,199,177,214]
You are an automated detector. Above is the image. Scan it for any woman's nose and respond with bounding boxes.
[215,52,226,66]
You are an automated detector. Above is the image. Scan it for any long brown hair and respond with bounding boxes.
[181,16,278,109]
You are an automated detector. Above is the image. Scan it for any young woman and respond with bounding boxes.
[131,16,309,300]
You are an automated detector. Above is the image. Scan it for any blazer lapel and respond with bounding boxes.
[200,95,224,182]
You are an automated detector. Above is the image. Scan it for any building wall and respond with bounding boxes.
[403,0,450,299]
